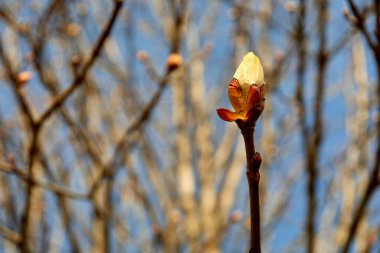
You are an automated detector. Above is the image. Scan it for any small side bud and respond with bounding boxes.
[166,53,183,71]
[17,71,32,87]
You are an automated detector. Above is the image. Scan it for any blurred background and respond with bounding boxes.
[0,0,379,252]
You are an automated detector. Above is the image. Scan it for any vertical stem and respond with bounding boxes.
[241,126,262,253]
[247,171,261,253]
[242,127,255,163]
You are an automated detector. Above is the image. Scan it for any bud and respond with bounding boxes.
[17,71,32,86]
[7,153,16,165]
[233,52,265,99]
[217,52,265,125]
[166,53,183,71]
[136,50,149,62]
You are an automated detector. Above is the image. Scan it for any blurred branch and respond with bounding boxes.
[341,1,380,252]
[37,0,124,126]
[89,69,172,197]
[89,0,188,205]
[0,1,378,252]
[309,0,328,250]
[329,28,356,57]
[0,41,36,127]
[0,7,32,40]
[241,127,262,253]
[41,158,82,253]
[0,162,88,199]
[345,0,377,52]
[0,225,22,244]
[341,177,379,253]
[294,0,315,252]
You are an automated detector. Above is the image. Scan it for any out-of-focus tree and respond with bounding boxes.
[0,0,379,253]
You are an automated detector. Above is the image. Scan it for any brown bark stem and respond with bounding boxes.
[241,126,262,253]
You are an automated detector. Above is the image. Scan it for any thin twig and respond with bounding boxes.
[0,225,22,244]
[341,176,379,253]
[37,0,124,126]
[240,126,262,253]
[346,0,377,52]
[89,70,171,197]
[0,162,88,199]
[341,1,380,252]
[294,0,317,251]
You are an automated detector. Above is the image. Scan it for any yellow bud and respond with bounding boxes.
[233,52,264,98]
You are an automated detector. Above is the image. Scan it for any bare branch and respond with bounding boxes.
[0,162,88,199]
[0,225,22,244]
[36,0,124,126]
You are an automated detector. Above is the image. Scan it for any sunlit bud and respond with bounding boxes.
[17,71,32,86]
[166,53,183,71]
[217,52,265,125]
[233,52,265,98]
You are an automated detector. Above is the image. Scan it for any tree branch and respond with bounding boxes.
[0,225,22,244]
[0,162,88,199]
[36,0,124,126]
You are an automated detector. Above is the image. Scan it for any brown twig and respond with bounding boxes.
[341,173,379,253]
[0,225,22,244]
[0,162,88,199]
[294,0,318,251]
[341,1,380,252]
[306,1,328,252]
[88,69,171,197]
[240,124,262,253]
[12,2,122,252]
[346,0,377,52]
